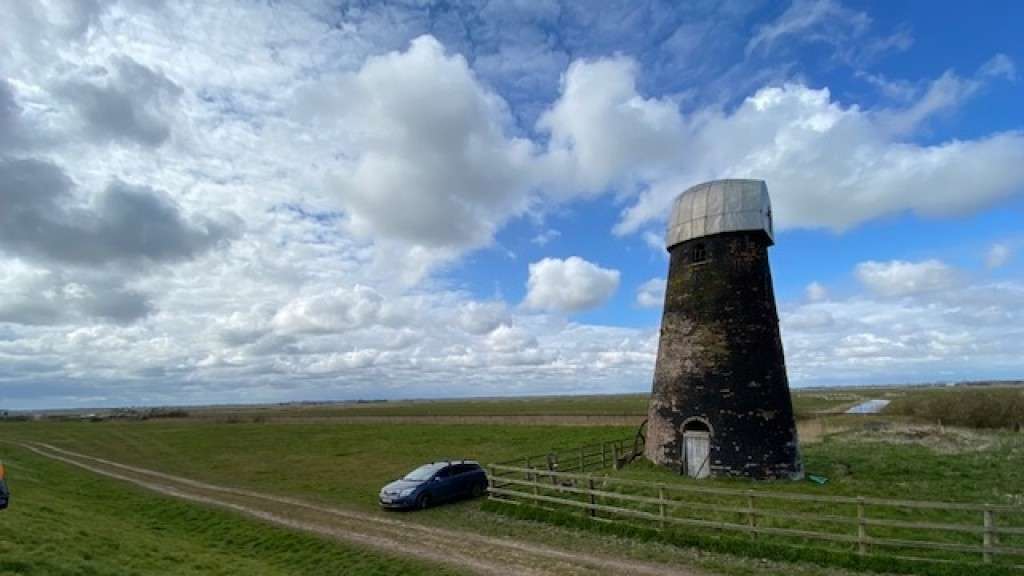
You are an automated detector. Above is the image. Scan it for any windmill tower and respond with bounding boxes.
[644,179,802,479]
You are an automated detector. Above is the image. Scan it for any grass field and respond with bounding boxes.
[218,384,1018,426]
[89,387,879,423]
[0,422,633,511]
[28,385,1016,428]
[0,418,926,576]
[0,444,463,576]
[618,423,1024,503]
[3,385,1022,576]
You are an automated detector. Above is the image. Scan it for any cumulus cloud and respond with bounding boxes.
[636,277,666,308]
[0,158,237,267]
[271,285,384,335]
[57,56,183,147]
[537,56,685,194]
[485,323,538,353]
[615,79,1024,235]
[523,256,620,313]
[312,36,536,251]
[457,301,508,335]
[986,243,1012,269]
[855,259,957,297]
[781,278,1024,385]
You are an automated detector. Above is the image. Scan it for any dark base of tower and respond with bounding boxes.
[645,455,805,481]
[644,440,804,481]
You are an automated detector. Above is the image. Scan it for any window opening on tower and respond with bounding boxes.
[691,243,707,264]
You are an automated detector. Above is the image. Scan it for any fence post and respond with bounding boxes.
[588,478,597,518]
[548,452,558,486]
[601,442,608,469]
[983,507,994,563]
[857,497,867,556]
[489,465,497,498]
[524,458,539,496]
[747,490,757,539]
[612,443,621,470]
[658,485,666,529]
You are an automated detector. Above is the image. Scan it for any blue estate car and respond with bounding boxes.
[379,460,488,510]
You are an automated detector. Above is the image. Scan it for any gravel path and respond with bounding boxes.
[23,442,702,576]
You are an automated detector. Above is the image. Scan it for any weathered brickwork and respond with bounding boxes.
[644,230,803,479]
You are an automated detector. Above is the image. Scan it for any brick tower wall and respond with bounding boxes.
[644,230,803,479]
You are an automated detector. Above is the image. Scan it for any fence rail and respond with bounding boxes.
[487,463,1024,567]
[492,435,640,475]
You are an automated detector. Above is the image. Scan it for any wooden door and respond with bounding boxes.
[683,431,711,479]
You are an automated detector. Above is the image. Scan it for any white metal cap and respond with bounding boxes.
[665,179,773,250]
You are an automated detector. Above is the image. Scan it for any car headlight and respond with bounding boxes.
[399,487,416,497]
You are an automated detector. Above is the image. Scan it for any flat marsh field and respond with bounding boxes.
[1,385,1022,576]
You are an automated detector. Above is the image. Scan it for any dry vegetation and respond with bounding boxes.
[886,386,1024,429]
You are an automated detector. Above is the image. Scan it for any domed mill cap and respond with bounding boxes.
[665,179,773,250]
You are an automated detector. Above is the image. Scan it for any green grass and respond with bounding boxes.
[482,499,1020,576]
[0,444,462,576]
[192,394,653,419]
[5,403,1022,576]
[0,421,633,510]
[583,427,1024,569]
[616,429,1024,503]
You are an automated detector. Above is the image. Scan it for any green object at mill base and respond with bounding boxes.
[807,474,828,485]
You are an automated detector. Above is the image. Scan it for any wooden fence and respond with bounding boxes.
[492,436,641,475]
[487,464,1024,568]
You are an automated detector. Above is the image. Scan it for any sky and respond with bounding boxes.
[1,0,1023,410]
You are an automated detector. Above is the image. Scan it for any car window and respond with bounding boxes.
[435,466,451,479]
[403,463,443,482]
[453,464,477,475]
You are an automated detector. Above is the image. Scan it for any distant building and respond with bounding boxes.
[644,179,803,480]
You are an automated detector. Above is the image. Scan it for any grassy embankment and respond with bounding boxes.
[0,443,462,576]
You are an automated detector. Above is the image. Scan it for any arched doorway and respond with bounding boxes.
[681,418,712,479]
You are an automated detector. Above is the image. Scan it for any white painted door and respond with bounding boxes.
[683,431,711,479]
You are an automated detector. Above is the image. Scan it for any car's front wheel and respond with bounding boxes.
[416,493,431,510]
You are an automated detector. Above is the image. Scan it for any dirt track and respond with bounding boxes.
[23,442,701,576]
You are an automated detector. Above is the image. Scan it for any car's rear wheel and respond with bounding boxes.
[417,493,431,510]
[471,483,485,498]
